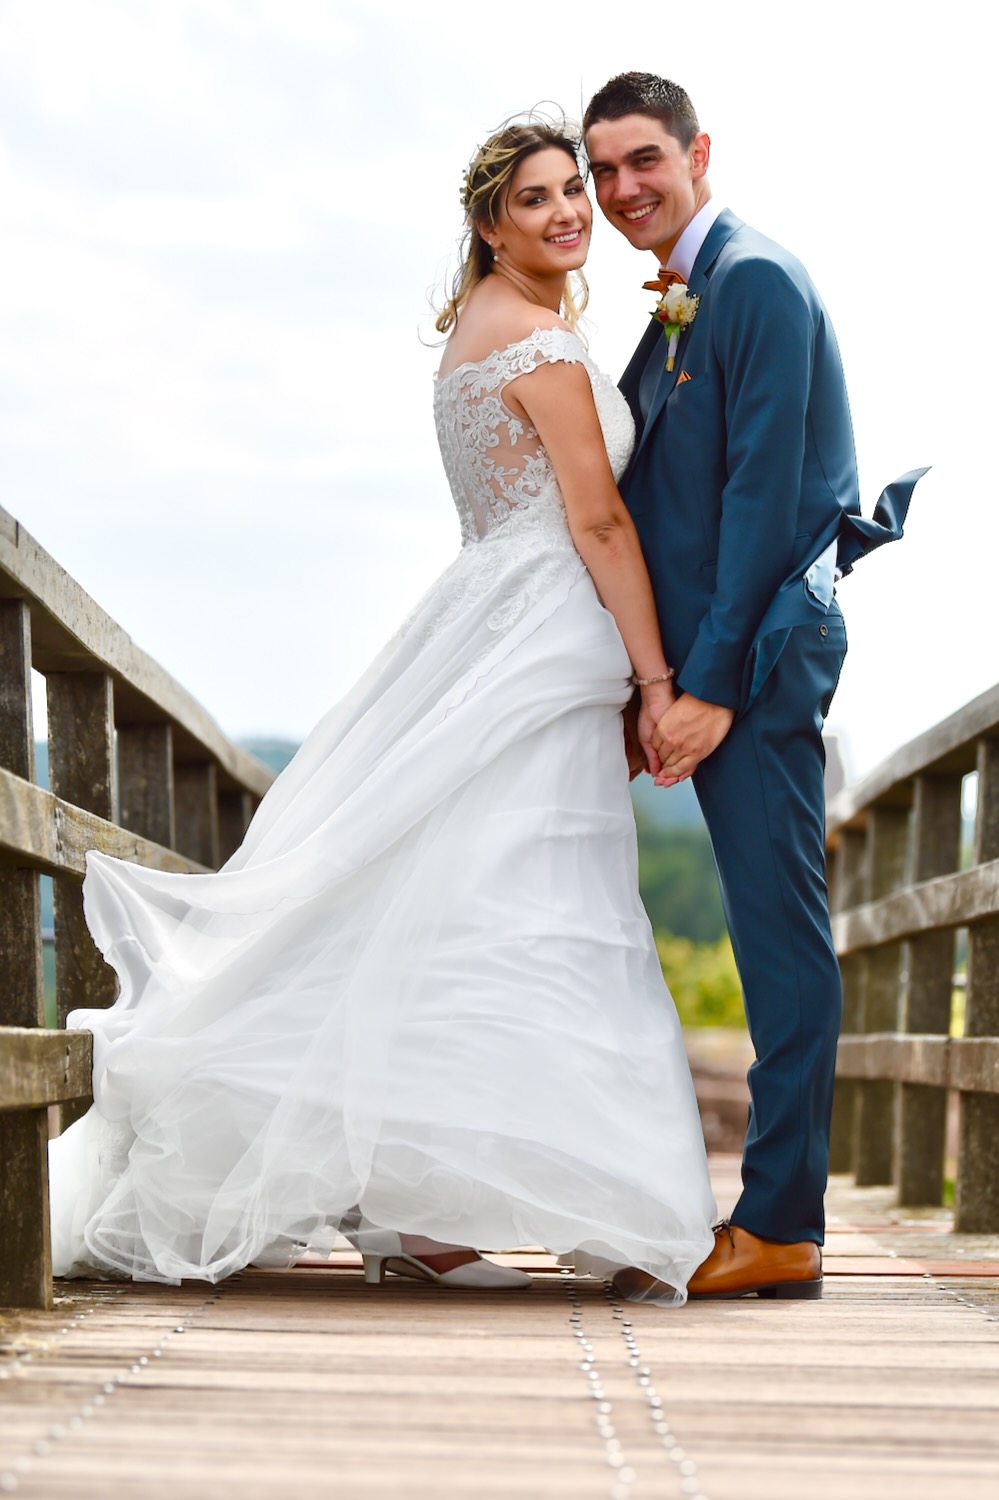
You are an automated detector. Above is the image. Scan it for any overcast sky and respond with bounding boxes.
[1,0,994,781]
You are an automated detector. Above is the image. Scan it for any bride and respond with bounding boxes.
[49,115,716,1303]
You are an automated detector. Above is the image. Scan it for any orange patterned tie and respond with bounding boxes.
[642,267,686,294]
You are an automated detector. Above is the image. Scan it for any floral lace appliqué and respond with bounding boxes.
[403,327,635,650]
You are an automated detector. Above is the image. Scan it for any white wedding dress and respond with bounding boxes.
[49,326,716,1301]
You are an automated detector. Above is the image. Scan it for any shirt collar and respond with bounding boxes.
[662,198,724,283]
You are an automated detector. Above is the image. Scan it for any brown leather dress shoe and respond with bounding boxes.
[686,1221,823,1300]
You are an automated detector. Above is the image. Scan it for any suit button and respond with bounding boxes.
[819,625,829,637]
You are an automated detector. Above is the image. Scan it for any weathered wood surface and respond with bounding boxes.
[0,601,50,1312]
[897,774,962,1204]
[174,762,220,869]
[852,806,908,1187]
[836,1034,999,1093]
[831,857,999,954]
[0,1159,995,1500]
[959,743,999,1232]
[0,767,205,880]
[0,1111,52,1314]
[1,505,278,1309]
[826,682,999,1228]
[0,600,44,1029]
[0,506,271,799]
[826,678,999,830]
[0,1029,93,1111]
[118,725,175,849]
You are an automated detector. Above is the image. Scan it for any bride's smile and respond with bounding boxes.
[484,146,592,287]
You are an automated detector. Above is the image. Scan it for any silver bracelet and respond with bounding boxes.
[633,668,675,687]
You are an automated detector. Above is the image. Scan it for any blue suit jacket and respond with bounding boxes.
[619,208,924,712]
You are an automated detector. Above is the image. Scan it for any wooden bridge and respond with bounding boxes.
[2,504,998,1497]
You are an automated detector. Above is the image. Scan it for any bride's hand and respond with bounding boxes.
[637,681,676,777]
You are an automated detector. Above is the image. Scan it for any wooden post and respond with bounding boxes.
[829,827,866,1173]
[956,739,999,1231]
[896,773,962,1205]
[218,789,253,864]
[118,722,175,848]
[853,805,909,1186]
[0,602,44,1028]
[0,600,52,1309]
[47,671,117,1128]
[830,826,869,917]
[175,762,220,868]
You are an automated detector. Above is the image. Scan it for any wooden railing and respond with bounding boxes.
[0,505,274,1308]
[827,684,999,1231]
[5,496,997,1309]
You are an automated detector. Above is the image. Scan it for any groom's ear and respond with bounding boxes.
[689,133,711,180]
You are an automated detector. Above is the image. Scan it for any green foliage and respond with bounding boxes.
[43,943,57,1029]
[634,804,726,945]
[656,932,745,1029]
[632,785,743,1027]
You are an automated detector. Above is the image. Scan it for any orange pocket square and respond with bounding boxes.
[675,370,693,385]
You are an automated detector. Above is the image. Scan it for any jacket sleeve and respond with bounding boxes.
[677,256,817,709]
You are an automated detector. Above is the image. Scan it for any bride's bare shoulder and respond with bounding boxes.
[438,298,573,380]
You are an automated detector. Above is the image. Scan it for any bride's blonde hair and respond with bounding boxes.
[435,114,589,335]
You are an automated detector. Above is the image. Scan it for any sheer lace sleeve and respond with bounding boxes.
[434,327,633,546]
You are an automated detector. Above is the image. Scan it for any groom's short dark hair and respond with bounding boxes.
[583,73,700,149]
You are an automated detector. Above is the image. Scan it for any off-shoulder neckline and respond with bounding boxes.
[434,325,585,388]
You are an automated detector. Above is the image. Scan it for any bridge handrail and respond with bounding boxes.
[0,505,275,1309]
[828,680,999,829]
[826,690,999,1233]
[0,507,271,798]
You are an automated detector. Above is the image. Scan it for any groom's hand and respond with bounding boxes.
[652,694,734,786]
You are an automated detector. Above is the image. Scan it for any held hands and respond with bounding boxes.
[623,683,677,779]
[651,693,734,787]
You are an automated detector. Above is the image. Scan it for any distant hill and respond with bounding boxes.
[241,740,298,776]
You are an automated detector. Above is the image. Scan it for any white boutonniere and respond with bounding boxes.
[652,283,700,372]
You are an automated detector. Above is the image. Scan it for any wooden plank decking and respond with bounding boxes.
[2,1157,997,1500]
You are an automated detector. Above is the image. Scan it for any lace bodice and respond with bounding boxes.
[398,328,636,653]
[434,327,635,547]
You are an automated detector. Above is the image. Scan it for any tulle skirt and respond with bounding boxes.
[49,532,716,1300]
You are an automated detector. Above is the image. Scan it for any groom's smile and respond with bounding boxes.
[585,115,711,265]
[622,203,658,223]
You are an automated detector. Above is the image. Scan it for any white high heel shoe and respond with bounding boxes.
[347,1228,532,1289]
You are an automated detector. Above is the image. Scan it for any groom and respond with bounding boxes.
[584,73,923,1299]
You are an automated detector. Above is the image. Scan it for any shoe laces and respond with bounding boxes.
[712,1218,736,1249]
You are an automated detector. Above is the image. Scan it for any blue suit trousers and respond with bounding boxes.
[691,607,847,1243]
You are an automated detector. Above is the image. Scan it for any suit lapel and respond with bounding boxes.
[634,208,745,460]
[619,316,663,423]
